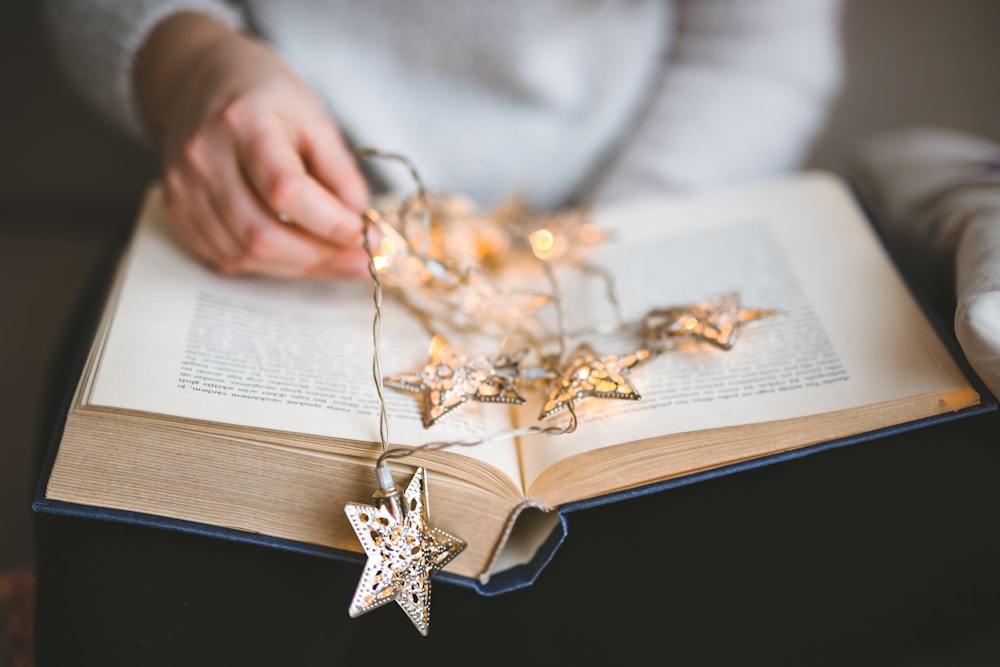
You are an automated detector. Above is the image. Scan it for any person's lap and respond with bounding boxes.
[32,244,1000,666]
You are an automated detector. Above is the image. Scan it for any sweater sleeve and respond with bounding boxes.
[42,0,245,143]
[846,126,1000,401]
[590,0,844,203]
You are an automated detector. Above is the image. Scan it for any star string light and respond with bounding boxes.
[489,197,609,265]
[344,149,580,635]
[363,195,554,338]
[539,344,653,420]
[344,148,781,635]
[383,334,527,428]
[643,292,781,351]
[345,466,465,636]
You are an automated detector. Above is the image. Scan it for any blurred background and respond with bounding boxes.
[2,0,999,660]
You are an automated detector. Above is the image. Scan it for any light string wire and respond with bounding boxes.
[537,257,567,360]
[578,260,627,334]
[354,147,431,253]
[353,148,580,473]
[354,150,625,352]
[362,208,391,454]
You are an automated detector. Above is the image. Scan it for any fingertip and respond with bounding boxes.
[337,251,371,278]
[301,129,370,213]
[308,249,372,280]
[341,179,371,214]
[327,162,370,215]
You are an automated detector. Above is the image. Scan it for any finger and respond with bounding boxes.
[173,166,371,279]
[166,126,270,264]
[238,244,371,280]
[162,182,215,264]
[235,117,367,248]
[207,166,371,276]
[298,117,370,214]
[163,165,242,268]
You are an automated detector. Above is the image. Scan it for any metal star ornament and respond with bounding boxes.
[644,292,780,351]
[539,344,653,420]
[384,335,526,428]
[344,467,465,636]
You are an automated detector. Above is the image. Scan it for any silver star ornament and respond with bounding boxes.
[384,335,526,428]
[644,292,780,351]
[539,344,652,420]
[344,467,465,636]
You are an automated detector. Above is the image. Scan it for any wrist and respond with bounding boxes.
[132,11,244,135]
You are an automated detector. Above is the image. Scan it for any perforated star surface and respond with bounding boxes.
[644,292,780,351]
[539,344,652,420]
[384,335,526,428]
[344,467,465,636]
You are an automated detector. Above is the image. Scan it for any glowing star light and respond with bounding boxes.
[644,292,780,351]
[345,467,465,636]
[539,344,652,420]
[384,335,526,428]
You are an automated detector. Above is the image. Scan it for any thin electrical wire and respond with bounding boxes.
[354,148,583,471]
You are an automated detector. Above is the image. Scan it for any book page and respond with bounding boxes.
[86,187,522,482]
[517,172,974,486]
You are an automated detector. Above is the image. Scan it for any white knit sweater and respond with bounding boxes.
[43,0,843,209]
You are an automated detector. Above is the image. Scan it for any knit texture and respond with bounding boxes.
[42,0,842,209]
[848,126,1000,400]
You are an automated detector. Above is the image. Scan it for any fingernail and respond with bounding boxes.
[364,225,382,251]
[346,188,371,214]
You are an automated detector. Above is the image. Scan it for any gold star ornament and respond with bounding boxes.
[539,344,652,420]
[384,335,526,428]
[644,292,780,351]
[344,467,465,636]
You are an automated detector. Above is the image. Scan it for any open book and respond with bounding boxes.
[34,170,991,594]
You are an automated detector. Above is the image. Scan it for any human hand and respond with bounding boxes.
[134,12,372,278]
